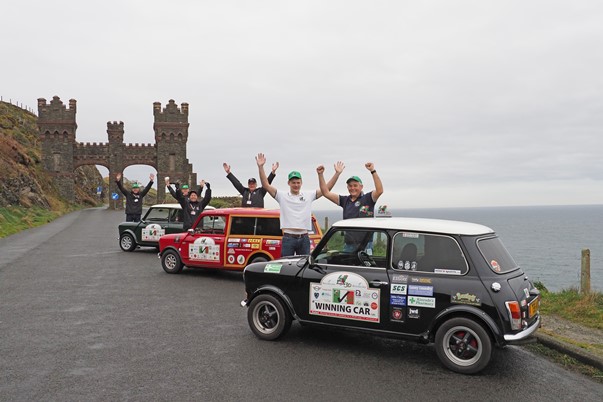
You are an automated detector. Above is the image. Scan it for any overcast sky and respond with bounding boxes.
[3,0,602,209]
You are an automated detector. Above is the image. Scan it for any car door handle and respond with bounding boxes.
[369,280,389,287]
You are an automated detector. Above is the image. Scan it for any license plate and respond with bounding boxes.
[528,298,539,318]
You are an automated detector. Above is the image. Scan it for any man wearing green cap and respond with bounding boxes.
[318,162,383,252]
[164,177,191,199]
[256,153,343,257]
[115,172,155,222]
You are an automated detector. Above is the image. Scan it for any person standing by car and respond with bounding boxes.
[256,153,343,256]
[317,162,384,252]
[115,173,154,222]
[168,180,212,231]
[223,161,279,208]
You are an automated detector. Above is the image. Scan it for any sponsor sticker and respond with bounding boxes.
[227,242,240,248]
[264,263,282,273]
[408,307,420,319]
[141,224,165,241]
[391,274,408,283]
[265,240,280,245]
[309,272,380,323]
[434,268,461,275]
[407,296,435,308]
[227,249,235,255]
[227,255,235,264]
[248,238,261,244]
[402,232,419,238]
[390,284,407,295]
[189,237,220,261]
[391,307,405,322]
[491,260,501,272]
[408,285,433,297]
[236,255,245,265]
[228,238,241,243]
[451,292,481,306]
[410,277,432,284]
[390,295,407,306]
[251,244,260,249]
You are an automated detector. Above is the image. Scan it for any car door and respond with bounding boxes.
[166,208,185,234]
[139,207,171,244]
[293,228,391,329]
[181,212,227,268]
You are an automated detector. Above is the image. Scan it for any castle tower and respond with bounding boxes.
[153,100,196,203]
[107,121,125,209]
[37,96,77,201]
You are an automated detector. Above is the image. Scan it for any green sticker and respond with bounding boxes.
[264,263,282,273]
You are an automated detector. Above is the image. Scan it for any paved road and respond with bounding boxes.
[1,208,601,401]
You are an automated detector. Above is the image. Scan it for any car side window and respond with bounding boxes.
[200,215,226,234]
[169,209,183,223]
[315,229,388,268]
[230,217,255,235]
[145,208,169,221]
[392,232,467,275]
[255,217,281,236]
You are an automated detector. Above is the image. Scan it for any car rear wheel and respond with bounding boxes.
[161,249,183,274]
[435,317,492,374]
[119,233,136,252]
[247,294,291,341]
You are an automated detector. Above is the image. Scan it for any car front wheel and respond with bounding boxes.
[435,317,492,374]
[119,233,136,252]
[247,294,292,341]
[161,249,183,274]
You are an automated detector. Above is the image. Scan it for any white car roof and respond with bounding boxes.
[149,204,216,210]
[332,217,494,236]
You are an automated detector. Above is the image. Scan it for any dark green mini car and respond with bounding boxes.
[118,204,185,251]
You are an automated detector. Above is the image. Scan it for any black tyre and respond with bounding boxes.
[247,294,292,341]
[161,249,183,274]
[250,255,269,264]
[435,317,492,374]
[119,233,136,252]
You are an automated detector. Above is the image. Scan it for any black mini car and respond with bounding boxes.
[118,204,185,251]
[242,217,541,374]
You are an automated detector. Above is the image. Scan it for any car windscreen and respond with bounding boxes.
[144,208,170,221]
[476,236,519,273]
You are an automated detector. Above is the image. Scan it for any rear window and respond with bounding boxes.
[477,236,519,273]
[391,232,468,275]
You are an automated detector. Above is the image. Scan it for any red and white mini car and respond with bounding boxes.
[158,208,323,274]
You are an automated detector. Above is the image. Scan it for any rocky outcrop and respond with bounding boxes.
[0,101,102,208]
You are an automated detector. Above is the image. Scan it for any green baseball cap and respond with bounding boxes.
[132,183,140,188]
[288,171,302,180]
[346,176,362,184]
[181,184,189,189]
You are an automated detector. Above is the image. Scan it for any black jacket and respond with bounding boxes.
[226,172,275,208]
[168,184,212,231]
[116,180,153,215]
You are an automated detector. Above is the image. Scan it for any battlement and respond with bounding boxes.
[107,121,124,131]
[153,99,189,123]
[125,143,156,149]
[37,96,77,122]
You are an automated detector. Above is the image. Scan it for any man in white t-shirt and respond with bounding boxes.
[256,153,343,256]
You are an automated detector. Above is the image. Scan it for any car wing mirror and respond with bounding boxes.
[187,229,195,235]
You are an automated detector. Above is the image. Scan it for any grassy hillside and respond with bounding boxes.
[0,101,103,237]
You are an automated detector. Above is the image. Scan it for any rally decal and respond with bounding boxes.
[188,237,220,261]
[141,224,164,241]
[309,272,380,323]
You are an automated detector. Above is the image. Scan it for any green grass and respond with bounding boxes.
[534,282,603,330]
[0,206,66,238]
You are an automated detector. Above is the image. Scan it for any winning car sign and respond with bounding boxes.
[309,272,380,323]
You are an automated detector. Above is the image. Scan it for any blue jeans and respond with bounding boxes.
[281,234,310,257]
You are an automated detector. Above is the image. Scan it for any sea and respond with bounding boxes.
[313,204,603,292]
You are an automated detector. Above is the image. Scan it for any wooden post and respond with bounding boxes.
[581,248,590,294]
[324,216,329,232]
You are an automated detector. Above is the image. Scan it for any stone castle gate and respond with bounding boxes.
[37,96,197,208]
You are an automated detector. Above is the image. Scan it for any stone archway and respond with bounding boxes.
[37,96,197,209]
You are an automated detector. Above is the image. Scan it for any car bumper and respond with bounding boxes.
[504,315,541,342]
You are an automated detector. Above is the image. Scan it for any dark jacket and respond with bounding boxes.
[226,172,275,208]
[168,184,212,231]
[116,179,153,215]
